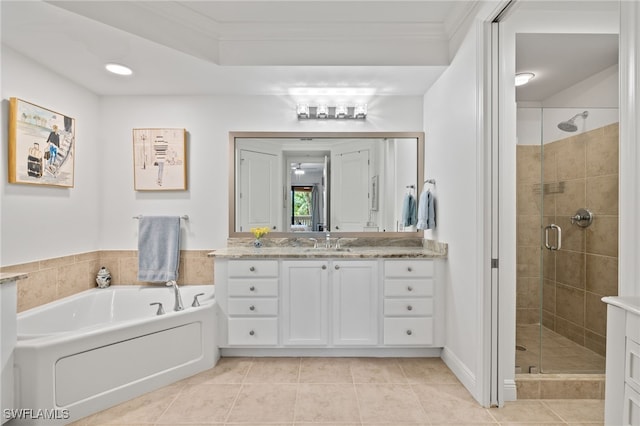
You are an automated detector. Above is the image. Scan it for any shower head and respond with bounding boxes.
[557,111,589,132]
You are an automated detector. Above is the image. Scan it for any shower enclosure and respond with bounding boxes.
[516,106,619,374]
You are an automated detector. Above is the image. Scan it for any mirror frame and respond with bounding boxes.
[228,131,425,238]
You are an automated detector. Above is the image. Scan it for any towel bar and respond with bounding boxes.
[133,215,189,220]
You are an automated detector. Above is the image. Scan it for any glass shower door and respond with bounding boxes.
[537,107,617,374]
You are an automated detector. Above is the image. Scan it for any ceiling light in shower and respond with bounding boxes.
[105,63,133,76]
[515,72,535,87]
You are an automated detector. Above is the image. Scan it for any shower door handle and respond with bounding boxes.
[544,224,562,251]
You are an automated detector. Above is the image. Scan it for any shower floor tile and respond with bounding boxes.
[516,324,605,374]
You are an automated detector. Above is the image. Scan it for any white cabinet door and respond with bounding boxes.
[282,260,329,346]
[332,260,379,346]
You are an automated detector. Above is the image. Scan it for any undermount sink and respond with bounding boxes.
[303,247,352,253]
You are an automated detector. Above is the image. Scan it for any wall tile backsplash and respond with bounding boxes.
[516,123,618,357]
[0,250,214,312]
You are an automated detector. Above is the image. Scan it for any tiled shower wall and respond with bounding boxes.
[0,250,214,313]
[516,123,618,356]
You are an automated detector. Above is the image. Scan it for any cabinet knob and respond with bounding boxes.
[249,266,255,272]
[406,330,413,336]
[407,305,413,311]
[249,305,255,311]
[249,330,255,336]
[249,286,256,291]
[407,286,413,292]
[322,265,327,270]
[335,265,340,270]
[407,266,413,272]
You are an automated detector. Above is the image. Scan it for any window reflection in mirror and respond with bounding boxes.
[229,132,424,237]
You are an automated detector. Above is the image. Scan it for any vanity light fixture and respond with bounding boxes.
[515,72,535,87]
[105,63,133,76]
[296,103,367,119]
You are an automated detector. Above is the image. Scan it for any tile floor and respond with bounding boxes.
[70,357,604,425]
[516,325,605,373]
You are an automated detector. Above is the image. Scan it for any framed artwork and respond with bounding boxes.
[8,97,75,187]
[133,128,187,190]
[371,175,379,211]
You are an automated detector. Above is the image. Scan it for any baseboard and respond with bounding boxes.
[441,346,477,398]
[504,378,517,401]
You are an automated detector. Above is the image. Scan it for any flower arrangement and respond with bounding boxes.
[250,227,270,239]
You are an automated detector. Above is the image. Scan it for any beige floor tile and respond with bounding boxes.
[294,383,360,423]
[184,357,252,384]
[543,400,604,423]
[413,384,495,424]
[398,358,459,384]
[350,357,407,384]
[87,383,185,424]
[155,384,241,424]
[226,384,297,423]
[299,357,353,383]
[243,357,300,383]
[356,384,427,423]
[488,400,564,423]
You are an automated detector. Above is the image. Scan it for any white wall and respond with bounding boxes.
[423,19,485,402]
[517,64,619,146]
[1,47,101,266]
[97,95,423,251]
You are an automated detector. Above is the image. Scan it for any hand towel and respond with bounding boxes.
[417,189,436,230]
[402,193,417,227]
[137,215,181,282]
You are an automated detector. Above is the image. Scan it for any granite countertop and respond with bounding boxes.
[209,239,447,259]
[0,272,28,285]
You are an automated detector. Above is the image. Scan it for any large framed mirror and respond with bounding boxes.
[229,131,425,238]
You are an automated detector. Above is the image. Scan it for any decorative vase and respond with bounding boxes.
[96,266,112,288]
[253,238,263,248]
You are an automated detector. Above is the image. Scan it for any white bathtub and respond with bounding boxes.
[11,285,218,425]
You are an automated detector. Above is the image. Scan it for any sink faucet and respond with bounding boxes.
[325,232,331,249]
[166,280,184,311]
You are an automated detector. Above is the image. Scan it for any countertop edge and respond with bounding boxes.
[207,249,447,259]
[0,272,29,285]
[602,296,640,316]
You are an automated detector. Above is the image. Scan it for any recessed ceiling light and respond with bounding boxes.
[105,63,133,76]
[515,72,535,87]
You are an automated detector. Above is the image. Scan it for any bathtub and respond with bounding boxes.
[11,285,218,425]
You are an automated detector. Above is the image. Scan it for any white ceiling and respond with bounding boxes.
[0,1,620,101]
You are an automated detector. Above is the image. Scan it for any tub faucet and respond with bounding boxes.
[166,280,184,311]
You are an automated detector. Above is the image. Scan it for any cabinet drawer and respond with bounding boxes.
[228,298,278,316]
[384,279,434,297]
[228,260,278,278]
[228,318,278,346]
[623,384,640,426]
[384,260,433,278]
[627,338,640,395]
[384,298,433,316]
[628,313,640,345]
[228,278,279,296]
[383,318,433,345]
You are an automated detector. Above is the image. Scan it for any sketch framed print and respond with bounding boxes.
[133,128,187,191]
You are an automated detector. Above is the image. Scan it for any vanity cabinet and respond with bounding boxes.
[214,253,444,353]
[603,297,640,426]
[383,260,435,345]
[225,260,279,346]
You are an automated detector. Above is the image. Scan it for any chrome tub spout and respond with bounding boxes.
[166,280,184,311]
